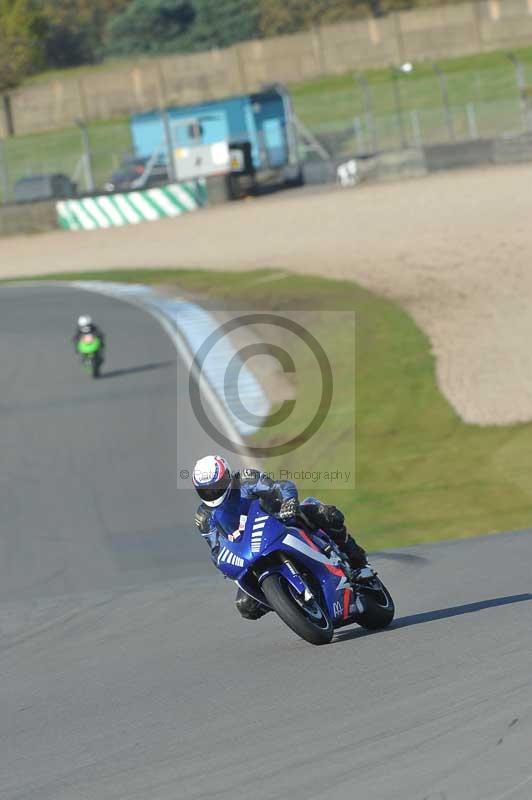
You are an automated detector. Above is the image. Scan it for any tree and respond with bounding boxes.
[0,0,45,92]
[258,0,370,37]
[105,0,197,56]
[104,0,260,56]
[41,0,130,67]
[188,0,260,50]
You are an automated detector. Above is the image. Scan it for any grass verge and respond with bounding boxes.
[7,267,532,551]
[291,45,532,128]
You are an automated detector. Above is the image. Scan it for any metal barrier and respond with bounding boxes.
[56,180,207,231]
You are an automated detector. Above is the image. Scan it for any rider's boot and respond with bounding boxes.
[299,500,376,582]
[342,534,367,569]
[235,588,270,620]
[341,534,376,583]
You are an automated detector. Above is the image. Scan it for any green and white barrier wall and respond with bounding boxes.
[56,181,207,231]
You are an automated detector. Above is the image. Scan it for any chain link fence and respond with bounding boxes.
[2,53,532,205]
[296,53,532,162]
[334,96,530,157]
[0,120,132,205]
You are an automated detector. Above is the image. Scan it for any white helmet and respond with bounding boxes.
[192,455,232,507]
[77,315,92,331]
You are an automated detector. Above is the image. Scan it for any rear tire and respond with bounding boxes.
[261,574,333,645]
[356,579,395,630]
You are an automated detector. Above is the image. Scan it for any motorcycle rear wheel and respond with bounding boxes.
[261,574,333,645]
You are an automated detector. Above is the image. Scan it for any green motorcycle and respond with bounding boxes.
[77,333,104,379]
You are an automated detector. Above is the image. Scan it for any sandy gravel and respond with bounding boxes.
[1,165,532,425]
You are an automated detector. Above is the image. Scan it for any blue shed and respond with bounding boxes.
[129,85,298,179]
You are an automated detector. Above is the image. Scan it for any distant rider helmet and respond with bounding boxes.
[193,455,232,507]
[77,315,93,333]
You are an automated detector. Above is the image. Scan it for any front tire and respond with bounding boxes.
[261,574,333,645]
[92,358,101,379]
[356,578,395,630]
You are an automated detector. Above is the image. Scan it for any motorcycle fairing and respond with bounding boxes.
[77,335,101,355]
[215,500,357,625]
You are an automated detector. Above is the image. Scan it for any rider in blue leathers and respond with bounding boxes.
[192,456,371,620]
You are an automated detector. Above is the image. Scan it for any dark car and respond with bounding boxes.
[104,157,169,193]
[14,173,77,204]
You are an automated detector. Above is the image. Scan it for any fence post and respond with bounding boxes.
[76,120,95,193]
[391,68,407,149]
[472,0,483,52]
[234,45,248,94]
[276,83,299,166]
[355,73,378,154]
[353,117,365,154]
[77,79,88,123]
[2,94,14,137]
[466,103,479,139]
[162,110,176,182]
[506,53,530,132]
[410,109,422,147]
[156,61,168,109]
[311,26,326,76]
[432,63,455,141]
[0,138,9,204]
[393,13,406,66]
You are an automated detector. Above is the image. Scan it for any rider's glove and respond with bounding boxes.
[240,467,261,483]
[194,505,212,535]
[278,498,299,521]
[322,504,347,539]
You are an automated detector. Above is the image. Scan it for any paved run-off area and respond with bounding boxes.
[1,284,532,800]
[2,165,532,425]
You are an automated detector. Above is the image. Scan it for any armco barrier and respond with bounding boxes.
[0,199,57,237]
[493,132,532,164]
[56,181,207,231]
[423,139,495,171]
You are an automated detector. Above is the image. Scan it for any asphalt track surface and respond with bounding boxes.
[1,285,532,800]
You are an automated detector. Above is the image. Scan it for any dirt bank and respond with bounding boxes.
[2,165,532,425]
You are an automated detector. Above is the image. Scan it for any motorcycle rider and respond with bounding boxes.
[73,315,106,353]
[192,455,374,621]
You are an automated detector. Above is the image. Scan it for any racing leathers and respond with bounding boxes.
[194,467,368,620]
[73,324,106,352]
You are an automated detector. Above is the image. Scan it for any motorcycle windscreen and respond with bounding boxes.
[212,482,243,538]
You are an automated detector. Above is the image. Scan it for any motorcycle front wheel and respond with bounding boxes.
[261,574,333,645]
[355,578,395,630]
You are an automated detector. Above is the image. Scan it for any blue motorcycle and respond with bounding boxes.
[213,499,395,645]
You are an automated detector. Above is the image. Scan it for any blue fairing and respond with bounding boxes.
[213,500,356,626]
